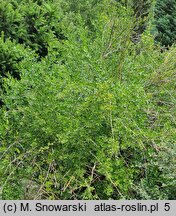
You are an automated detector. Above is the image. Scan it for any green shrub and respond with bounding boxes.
[0,34,35,106]
[0,34,34,80]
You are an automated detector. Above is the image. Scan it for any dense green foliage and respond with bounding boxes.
[0,0,175,199]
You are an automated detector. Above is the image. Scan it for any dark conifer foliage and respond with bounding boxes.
[0,0,65,58]
[154,0,176,46]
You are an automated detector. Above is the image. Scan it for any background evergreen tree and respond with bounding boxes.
[154,0,176,47]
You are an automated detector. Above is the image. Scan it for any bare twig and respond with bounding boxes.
[89,162,97,184]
